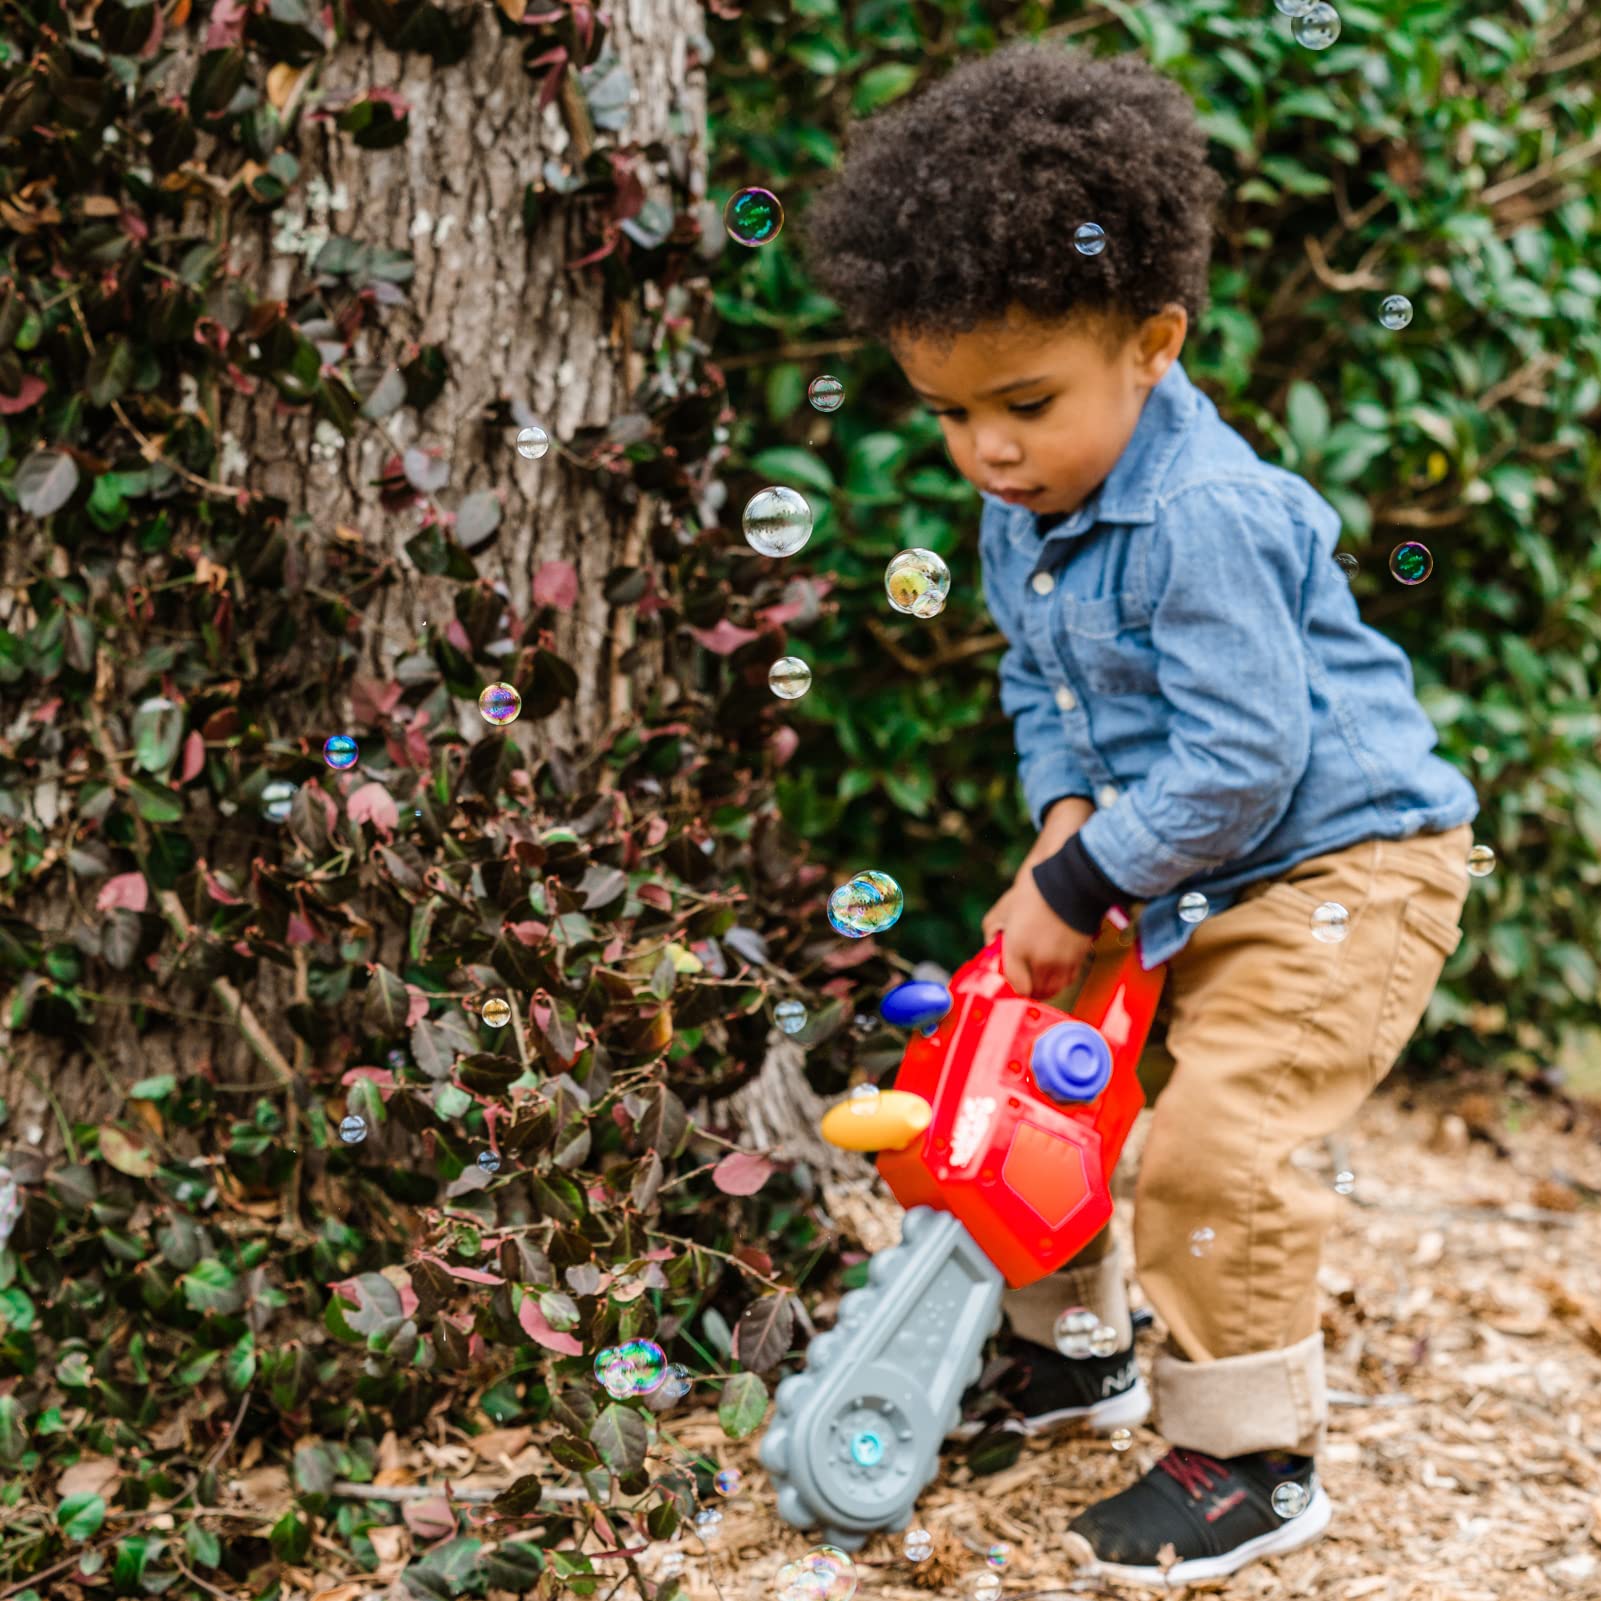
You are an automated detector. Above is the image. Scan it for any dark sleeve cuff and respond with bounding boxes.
[1031,832,1128,936]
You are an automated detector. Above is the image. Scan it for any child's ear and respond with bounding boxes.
[1136,305,1188,382]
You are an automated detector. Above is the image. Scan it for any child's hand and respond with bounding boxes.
[997,872,1097,1000]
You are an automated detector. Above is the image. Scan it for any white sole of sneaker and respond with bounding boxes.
[1082,1479,1333,1590]
[1013,1374,1153,1436]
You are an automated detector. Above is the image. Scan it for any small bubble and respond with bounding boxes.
[885,548,952,619]
[261,779,297,823]
[776,1546,856,1601]
[724,186,784,247]
[1389,541,1433,585]
[808,375,845,413]
[1110,1428,1133,1452]
[971,1573,1001,1601]
[1310,901,1350,943]
[694,1506,723,1543]
[1188,1225,1215,1258]
[774,998,808,1035]
[848,1084,881,1115]
[323,734,359,770]
[1054,1305,1098,1359]
[1292,1,1341,47]
[828,870,904,938]
[386,1048,407,1071]
[1379,294,1414,331]
[1467,842,1496,879]
[339,1114,368,1145]
[769,656,813,700]
[743,486,813,558]
[480,996,512,1029]
[1332,1169,1355,1195]
[714,1467,741,1495]
[659,1551,685,1578]
[1089,1322,1121,1358]
[986,1543,1011,1570]
[478,1150,501,1174]
[1177,891,1209,925]
[1334,552,1358,580]
[1271,1480,1311,1518]
[1273,0,1314,13]
[658,1363,693,1404]
[903,1529,933,1563]
[515,425,550,460]
[478,682,522,725]
[1073,221,1106,257]
[594,1339,667,1399]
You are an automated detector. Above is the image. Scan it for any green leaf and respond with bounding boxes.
[748,447,835,495]
[184,1520,221,1568]
[58,1492,107,1540]
[270,1510,310,1563]
[852,63,919,115]
[127,777,183,824]
[1284,381,1330,454]
[363,964,410,1035]
[86,337,135,407]
[589,1403,648,1474]
[717,1372,768,1439]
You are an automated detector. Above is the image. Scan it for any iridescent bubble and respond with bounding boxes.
[515,425,550,461]
[386,1048,407,1071]
[478,1150,501,1174]
[904,1529,933,1563]
[1332,1169,1355,1196]
[986,1543,1011,1570]
[480,997,512,1029]
[724,186,784,247]
[1310,901,1350,943]
[323,734,359,771]
[1467,842,1496,879]
[971,1574,1001,1601]
[808,375,844,413]
[776,1547,857,1601]
[478,682,522,725]
[1054,1305,1098,1359]
[1189,1225,1215,1258]
[1177,891,1209,925]
[339,1114,368,1145]
[769,656,813,700]
[1271,1480,1311,1518]
[1334,552,1359,581]
[594,1338,668,1399]
[1292,1,1340,48]
[658,1363,693,1404]
[714,1467,741,1495]
[694,1507,723,1543]
[1089,1322,1121,1358]
[261,779,297,824]
[1379,294,1414,331]
[1389,542,1432,584]
[827,870,904,938]
[849,1084,881,1115]
[1073,221,1106,257]
[659,1551,686,1578]
[743,486,813,558]
[774,998,808,1036]
[1273,0,1314,13]
[885,548,952,619]
[1110,1428,1133,1452]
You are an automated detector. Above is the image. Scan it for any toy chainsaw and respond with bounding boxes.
[758,914,1166,1548]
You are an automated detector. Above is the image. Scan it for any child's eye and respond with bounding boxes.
[1010,397,1051,415]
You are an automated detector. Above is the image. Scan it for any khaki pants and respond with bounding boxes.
[1003,823,1474,1458]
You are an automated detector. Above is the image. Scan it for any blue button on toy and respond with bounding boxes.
[1031,1020,1112,1103]
[880,980,952,1032]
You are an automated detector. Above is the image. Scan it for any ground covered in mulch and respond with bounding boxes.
[648,1075,1601,1601]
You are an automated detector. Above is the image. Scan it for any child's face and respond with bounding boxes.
[892,305,1187,519]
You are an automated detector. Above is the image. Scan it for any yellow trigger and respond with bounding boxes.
[820,1090,933,1153]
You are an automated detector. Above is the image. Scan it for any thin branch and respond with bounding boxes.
[1482,128,1601,207]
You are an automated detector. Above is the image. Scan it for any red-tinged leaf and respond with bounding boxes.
[637,884,673,911]
[342,1068,396,1092]
[712,1151,774,1197]
[518,1295,584,1354]
[405,984,429,1027]
[533,559,579,612]
[348,781,399,835]
[402,1495,456,1541]
[446,619,472,652]
[822,938,879,971]
[734,1246,773,1276]
[504,920,549,946]
[416,1254,505,1286]
[734,1293,795,1372]
[351,676,404,725]
[689,619,761,656]
[95,872,148,913]
[0,375,47,415]
[768,725,798,766]
[179,729,206,784]
[203,868,243,905]
[286,912,316,946]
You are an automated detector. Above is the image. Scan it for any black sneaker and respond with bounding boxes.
[950,1336,1150,1439]
[1066,1446,1332,1588]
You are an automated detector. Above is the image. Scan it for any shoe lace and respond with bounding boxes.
[1158,1448,1229,1498]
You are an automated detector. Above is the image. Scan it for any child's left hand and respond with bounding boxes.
[997,872,1098,1000]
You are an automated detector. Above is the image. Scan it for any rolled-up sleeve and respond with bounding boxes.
[1076,481,1313,897]
[981,515,1093,831]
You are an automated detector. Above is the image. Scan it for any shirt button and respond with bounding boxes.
[1096,784,1120,809]
[1030,571,1056,595]
[1054,685,1077,712]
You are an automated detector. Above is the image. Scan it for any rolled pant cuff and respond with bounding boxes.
[1003,1245,1133,1353]
[1154,1329,1327,1458]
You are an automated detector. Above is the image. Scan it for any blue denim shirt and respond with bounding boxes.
[981,360,1479,970]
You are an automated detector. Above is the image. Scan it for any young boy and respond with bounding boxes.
[800,41,1478,1589]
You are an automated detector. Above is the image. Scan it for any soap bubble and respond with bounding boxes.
[659,1551,685,1577]
[1272,1480,1311,1518]
[776,1547,857,1601]
[1389,542,1433,585]
[808,375,844,413]
[1332,1169,1355,1195]
[261,780,297,823]
[1089,1322,1121,1358]
[1379,294,1414,331]
[1273,0,1314,13]
[743,486,813,558]
[971,1575,1001,1601]
[387,1048,407,1071]
[339,1114,368,1145]
[849,1083,881,1114]
[658,1363,693,1404]
[1073,221,1106,257]
[773,998,808,1035]
[515,425,550,461]
[986,1543,1011,1570]
[695,1507,723,1543]
[1110,1428,1133,1451]
[1054,1305,1098,1359]
[904,1529,933,1563]
[724,186,784,247]
[885,548,952,619]
[1334,553,1359,581]
[478,682,522,725]
[1467,842,1496,878]
[478,1150,501,1174]
[1310,902,1350,943]
[323,734,359,771]
[769,656,813,700]
[714,1467,741,1495]
[1188,1225,1215,1258]
[1177,891,1209,925]
[480,997,512,1029]
[594,1339,668,1399]
[828,870,904,938]
[1292,2,1340,47]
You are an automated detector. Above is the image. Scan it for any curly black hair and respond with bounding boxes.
[800,41,1223,346]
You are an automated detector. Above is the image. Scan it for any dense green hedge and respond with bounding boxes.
[707,0,1601,1080]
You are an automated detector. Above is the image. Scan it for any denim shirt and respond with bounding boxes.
[980,360,1479,970]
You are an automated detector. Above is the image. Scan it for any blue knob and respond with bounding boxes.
[880,980,952,1031]
[1031,1020,1112,1103]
